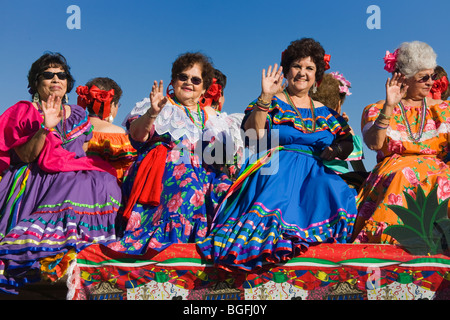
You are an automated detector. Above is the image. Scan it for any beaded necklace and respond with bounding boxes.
[398,98,427,143]
[283,88,316,133]
[172,97,205,130]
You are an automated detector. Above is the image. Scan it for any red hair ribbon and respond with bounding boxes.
[76,85,115,120]
[429,76,449,99]
[199,78,223,110]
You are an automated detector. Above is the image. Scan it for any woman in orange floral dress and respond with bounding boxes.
[76,77,137,183]
[353,41,450,244]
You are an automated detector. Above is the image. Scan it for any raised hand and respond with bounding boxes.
[41,94,63,129]
[149,80,168,116]
[261,64,284,97]
[385,72,408,107]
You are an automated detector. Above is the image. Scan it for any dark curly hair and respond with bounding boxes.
[171,52,215,90]
[214,68,227,91]
[27,52,75,96]
[84,77,123,118]
[280,38,326,83]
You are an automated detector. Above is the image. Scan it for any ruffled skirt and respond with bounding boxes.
[0,163,121,294]
[198,147,358,271]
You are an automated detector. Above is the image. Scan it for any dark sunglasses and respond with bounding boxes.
[41,71,68,80]
[177,73,202,85]
[417,73,438,83]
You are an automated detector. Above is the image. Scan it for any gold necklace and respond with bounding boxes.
[283,88,316,132]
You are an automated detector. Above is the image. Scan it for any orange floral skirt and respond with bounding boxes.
[353,154,450,243]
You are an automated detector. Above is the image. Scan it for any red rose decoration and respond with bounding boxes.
[429,76,449,99]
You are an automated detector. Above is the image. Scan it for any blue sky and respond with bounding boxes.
[1,0,449,171]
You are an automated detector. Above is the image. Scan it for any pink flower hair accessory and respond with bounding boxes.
[330,71,352,96]
[383,49,399,73]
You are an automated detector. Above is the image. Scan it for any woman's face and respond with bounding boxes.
[173,63,205,106]
[36,66,68,101]
[286,56,317,94]
[405,68,436,99]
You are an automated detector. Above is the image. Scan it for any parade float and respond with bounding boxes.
[4,187,450,301]
[63,186,450,301]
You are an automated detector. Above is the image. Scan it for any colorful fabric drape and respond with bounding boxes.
[0,101,122,294]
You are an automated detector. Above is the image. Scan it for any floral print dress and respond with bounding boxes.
[354,100,450,243]
[108,98,244,254]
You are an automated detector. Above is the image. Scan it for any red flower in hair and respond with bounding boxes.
[429,76,449,99]
[205,79,222,101]
[383,49,398,73]
[76,85,92,107]
[324,54,331,70]
[199,78,222,109]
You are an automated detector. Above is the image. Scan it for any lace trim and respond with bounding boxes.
[123,98,245,157]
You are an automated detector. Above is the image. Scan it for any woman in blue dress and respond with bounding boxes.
[198,38,358,271]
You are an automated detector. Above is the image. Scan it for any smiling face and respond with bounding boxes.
[286,57,317,95]
[405,68,436,99]
[173,63,206,108]
[36,66,68,101]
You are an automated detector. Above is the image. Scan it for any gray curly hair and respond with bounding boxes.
[396,41,437,78]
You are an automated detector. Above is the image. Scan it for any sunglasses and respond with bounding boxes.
[177,73,202,85]
[40,71,68,80]
[417,73,438,83]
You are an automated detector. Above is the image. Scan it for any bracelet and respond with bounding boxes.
[378,111,392,120]
[257,96,272,107]
[373,121,389,130]
[40,123,55,132]
[145,112,158,119]
[255,103,270,112]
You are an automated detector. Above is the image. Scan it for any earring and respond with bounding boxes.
[106,114,114,123]
[32,92,40,103]
[63,94,69,103]
[311,82,318,94]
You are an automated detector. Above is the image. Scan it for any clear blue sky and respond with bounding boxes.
[1,0,449,171]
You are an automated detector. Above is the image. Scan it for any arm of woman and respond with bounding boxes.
[14,94,63,163]
[364,73,408,150]
[243,64,284,139]
[14,128,50,163]
[129,80,167,142]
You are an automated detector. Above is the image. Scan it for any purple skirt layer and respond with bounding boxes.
[0,162,122,294]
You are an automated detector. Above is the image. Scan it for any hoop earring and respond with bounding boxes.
[166,81,174,97]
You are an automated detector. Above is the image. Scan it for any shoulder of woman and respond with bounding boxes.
[312,99,324,108]
[91,119,126,134]
[204,106,218,118]
[427,97,444,106]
